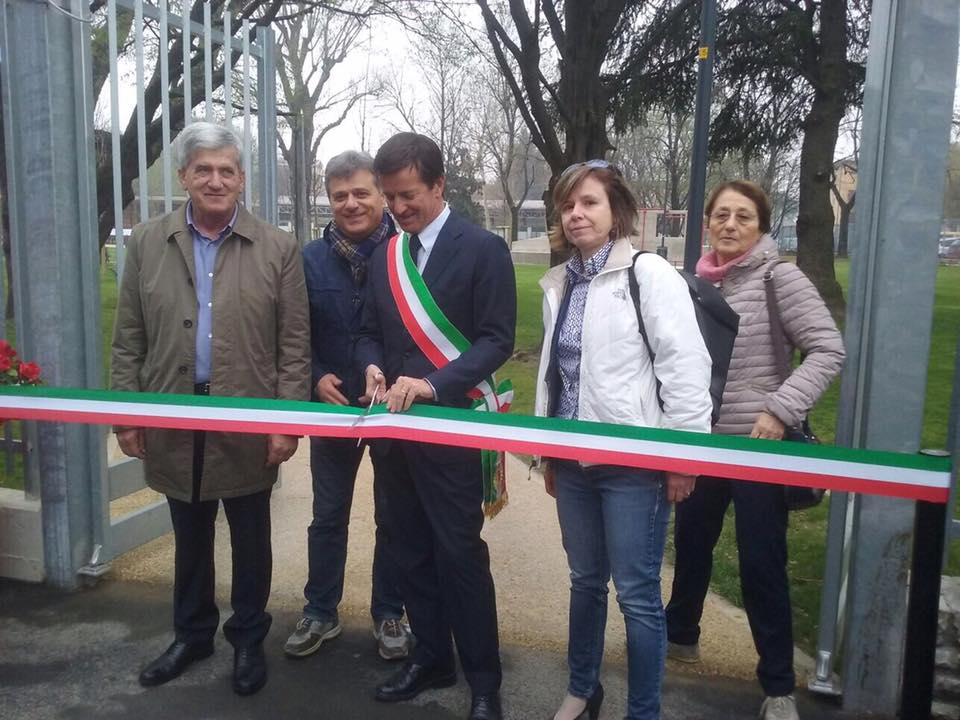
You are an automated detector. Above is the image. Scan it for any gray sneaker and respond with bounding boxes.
[760,695,800,720]
[666,641,701,664]
[373,617,413,661]
[283,617,341,657]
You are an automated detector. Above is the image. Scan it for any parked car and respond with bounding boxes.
[941,236,960,260]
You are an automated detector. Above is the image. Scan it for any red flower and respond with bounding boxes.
[0,355,12,374]
[0,340,17,360]
[18,361,41,384]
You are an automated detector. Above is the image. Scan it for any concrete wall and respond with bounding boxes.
[0,488,44,581]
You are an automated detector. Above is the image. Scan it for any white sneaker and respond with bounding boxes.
[373,617,414,660]
[759,695,800,720]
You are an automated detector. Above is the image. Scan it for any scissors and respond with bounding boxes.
[352,387,379,447]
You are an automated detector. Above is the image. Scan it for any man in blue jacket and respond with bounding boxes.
[284,150,411,661]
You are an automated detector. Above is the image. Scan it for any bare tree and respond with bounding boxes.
[381,9,485,222]
[275,1,379,241]
[612,107,692,211]
[477,71,540,245]
[471,0,700,263]
[80,0,407,250]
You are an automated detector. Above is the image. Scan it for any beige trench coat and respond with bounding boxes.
[110,205,311,501]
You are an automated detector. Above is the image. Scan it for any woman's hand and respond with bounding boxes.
[667,472,696,503]
[750,411,786,440]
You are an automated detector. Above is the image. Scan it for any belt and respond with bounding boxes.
[194,382,210,396]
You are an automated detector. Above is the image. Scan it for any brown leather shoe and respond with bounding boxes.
[138,639,214,687]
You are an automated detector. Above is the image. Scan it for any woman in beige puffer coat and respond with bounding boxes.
[664,180,844,720]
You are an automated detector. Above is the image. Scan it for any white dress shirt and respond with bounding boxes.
[414,203,451,273]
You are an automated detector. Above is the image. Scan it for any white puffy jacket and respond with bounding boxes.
[534,237,713,435]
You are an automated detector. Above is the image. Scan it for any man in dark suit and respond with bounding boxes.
[357,133,516,720]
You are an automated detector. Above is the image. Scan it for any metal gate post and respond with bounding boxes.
[256,25,277,225]
[0,0,106,588]
[836,0,960,712]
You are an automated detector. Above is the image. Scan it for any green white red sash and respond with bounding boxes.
[0,386,950,503]
[387,231,512,515]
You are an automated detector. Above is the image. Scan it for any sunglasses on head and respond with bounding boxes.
[560,158,622,178]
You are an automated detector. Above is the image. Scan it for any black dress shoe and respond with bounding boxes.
[138,639,214,687]
[374,661,457,702]
[233,644,267,696]
[469,693,503,720]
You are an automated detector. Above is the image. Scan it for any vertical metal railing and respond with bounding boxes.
[159,0,172,214]
[256,24,277,224]
[181,0,191,126]
[242,17,252,207]
[202,1,212,122]
[107,0,125,278]
[223,9,232,123]
[83,0,276,569]
[134,0,148,224]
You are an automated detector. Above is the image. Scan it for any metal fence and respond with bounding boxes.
[0,0,278,583]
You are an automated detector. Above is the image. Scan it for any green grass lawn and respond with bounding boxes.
[508,260,960,655]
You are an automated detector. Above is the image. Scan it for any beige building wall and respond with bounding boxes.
[830,159,857,223]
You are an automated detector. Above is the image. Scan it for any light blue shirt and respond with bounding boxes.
[186,202,238,384]
[414,203,451,273]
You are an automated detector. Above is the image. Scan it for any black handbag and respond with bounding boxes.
[764,262,825,511]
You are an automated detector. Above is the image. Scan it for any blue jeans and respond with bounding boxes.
[303,437,403,623]
[555,461,669,720]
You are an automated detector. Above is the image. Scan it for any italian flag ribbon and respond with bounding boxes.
[0,386,950,503]
[386,231,512,517]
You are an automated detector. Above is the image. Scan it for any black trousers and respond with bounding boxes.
[375,440,502,695]
[665,475,796,696]
[166,409,273,649]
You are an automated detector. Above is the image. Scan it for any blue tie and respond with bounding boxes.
[409,234,422,265]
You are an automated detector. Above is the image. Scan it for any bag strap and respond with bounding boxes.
[627,251,664,409]
[762,259,792,384]
[627,251,655,362]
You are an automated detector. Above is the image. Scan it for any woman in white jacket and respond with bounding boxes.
[535,160,713,720]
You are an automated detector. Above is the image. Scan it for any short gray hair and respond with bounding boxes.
[324,150,376,195]
[174,121,243,171]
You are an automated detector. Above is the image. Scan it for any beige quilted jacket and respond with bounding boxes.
[712,234,845,437]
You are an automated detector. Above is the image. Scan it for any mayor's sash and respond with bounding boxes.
[386,231,513,517]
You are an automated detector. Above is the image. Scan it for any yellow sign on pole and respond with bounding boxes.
[699,46,709,60]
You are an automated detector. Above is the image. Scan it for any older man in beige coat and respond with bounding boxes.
[111,122,310,696]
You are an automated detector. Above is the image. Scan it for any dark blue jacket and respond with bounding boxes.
[302,213,395,407]
[356,211,516,411]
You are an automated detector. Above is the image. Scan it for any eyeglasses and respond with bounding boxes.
[560,159,622,178]
[708,211,758,226]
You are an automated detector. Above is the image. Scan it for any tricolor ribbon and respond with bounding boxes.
[0,386,950,504]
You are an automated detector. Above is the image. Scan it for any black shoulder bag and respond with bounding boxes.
[763,261,825,511]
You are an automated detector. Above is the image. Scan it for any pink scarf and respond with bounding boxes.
[696,249,746,282]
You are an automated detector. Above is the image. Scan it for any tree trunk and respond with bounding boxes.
[795,0,848,320]
[509,204,520,246]
[836,192,854,258]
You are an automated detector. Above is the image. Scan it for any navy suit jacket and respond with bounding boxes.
[357,210,517,412]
